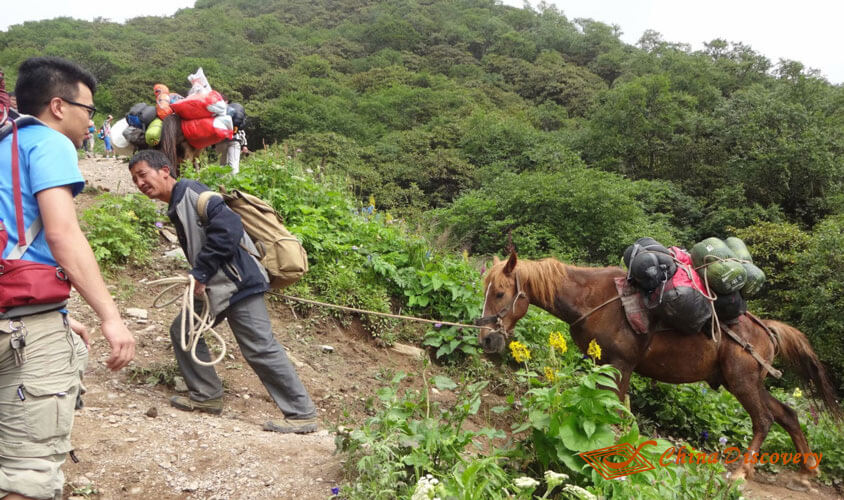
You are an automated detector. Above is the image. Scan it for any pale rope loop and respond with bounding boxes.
[693,255,754,345]
[149,275,227,366]
[267,292,483,330]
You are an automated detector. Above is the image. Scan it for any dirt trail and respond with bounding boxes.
[67,157,843,500]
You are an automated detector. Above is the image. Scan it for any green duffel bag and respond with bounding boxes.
[701,259,747,295]
[691,237,735,268]
[725,237,753,262]
[741,262,766,297]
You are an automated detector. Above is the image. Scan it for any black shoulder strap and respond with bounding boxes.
[0,115,45,140]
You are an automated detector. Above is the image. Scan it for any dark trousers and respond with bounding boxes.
[169,293,316,419]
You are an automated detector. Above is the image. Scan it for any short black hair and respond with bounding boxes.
[15,57,97,116]
[129,149,175,178]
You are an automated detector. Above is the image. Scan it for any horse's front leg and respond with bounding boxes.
[607,359,634,408]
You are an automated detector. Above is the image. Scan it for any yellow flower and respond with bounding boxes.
[368,194,376,210]
[587,339,602,360]
[549,331,568,354]
[544,366,556,382]
[793,388,803,398]
[509,341,531,363]
[462,249,469,263]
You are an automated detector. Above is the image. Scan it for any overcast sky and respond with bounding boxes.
[504,0,843,84]
[2,0,842,84]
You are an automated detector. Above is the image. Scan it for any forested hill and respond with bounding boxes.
[1,0,842,261]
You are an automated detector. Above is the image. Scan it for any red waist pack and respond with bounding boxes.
[0,119,71,314]
[0,221,71,313]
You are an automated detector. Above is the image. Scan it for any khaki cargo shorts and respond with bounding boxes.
[0,310,88,499]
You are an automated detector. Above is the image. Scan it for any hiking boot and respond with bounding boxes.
[263,416,318,434]
[169,395,223,415]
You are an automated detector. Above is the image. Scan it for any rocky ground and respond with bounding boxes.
[65,156,843,500]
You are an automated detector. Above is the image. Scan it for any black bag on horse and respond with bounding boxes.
[647,248,712,335]
[714,291,746,325]
[624,237,677,292]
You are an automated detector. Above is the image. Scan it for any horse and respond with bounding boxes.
[158,114,202,177]
[478,252,841,486]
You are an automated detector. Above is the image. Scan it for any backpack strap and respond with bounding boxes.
[3,115,50,258]
[196,190,224,224]
[6,217,43,259]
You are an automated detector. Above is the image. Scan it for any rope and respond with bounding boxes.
[570,295,621,327]
[694,255,754,345]
[149,276,227,366]
[267,291,482,330]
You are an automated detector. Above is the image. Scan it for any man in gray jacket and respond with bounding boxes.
[128,149,317,433]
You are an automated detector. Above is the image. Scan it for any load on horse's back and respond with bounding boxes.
[478,252,841,487]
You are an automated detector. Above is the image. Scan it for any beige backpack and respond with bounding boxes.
[196,189,308,288]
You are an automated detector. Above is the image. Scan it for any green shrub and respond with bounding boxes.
[429,168,678,263]
[81,193,162,271]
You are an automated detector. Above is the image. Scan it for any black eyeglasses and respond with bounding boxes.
[54,97,97,119]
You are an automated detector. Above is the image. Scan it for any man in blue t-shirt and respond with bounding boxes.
[0,57,135,500]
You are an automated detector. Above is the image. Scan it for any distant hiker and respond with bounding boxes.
[128,149,319,434]
[215,127,247,174]
[83,119,95,157]
[101,114,113,158]
[0,56,135,500]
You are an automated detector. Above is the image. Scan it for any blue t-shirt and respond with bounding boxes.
[0,123,85,265]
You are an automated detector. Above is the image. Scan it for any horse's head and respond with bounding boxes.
[477,252,530,354]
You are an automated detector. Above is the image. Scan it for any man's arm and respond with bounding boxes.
[36,185,135,371]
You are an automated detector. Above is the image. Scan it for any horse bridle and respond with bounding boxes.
[474,271,527,330]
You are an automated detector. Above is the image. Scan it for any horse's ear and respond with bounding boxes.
[492,255,500,265]
[503,252,517,275]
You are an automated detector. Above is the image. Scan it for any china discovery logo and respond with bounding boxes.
[579,441,657,480]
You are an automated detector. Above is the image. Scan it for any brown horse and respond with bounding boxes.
[158,114,202,177]
[478,252,841,485]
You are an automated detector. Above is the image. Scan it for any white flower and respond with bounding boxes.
[544,470,569,487]
[410,475,440,500]
[514,476,540,489]
[562,484,598,500]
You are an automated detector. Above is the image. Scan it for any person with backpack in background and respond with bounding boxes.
[127,149,318,434]
[214,101,247,174]
[214,127,248,174]
[82,119,95,157]
[100,114,113,158]
[0,56,136,500]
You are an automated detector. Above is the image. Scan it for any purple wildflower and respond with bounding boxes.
[719,436,728,446]
[331,486,340,495]
[434,323,442,328]
[155,221,164,228]
[701,430,709,441]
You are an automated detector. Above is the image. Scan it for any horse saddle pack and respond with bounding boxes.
[614,277,650,334]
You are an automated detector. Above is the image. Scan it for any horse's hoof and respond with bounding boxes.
[786,478,816,493]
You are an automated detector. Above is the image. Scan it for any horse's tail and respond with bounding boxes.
[159,114,182,177]
[766,319,843,422]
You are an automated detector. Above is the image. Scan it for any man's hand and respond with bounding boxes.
[68,316,90,348]
[100,318,135,371]
[193,280,207,297]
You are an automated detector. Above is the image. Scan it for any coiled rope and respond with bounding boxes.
[147,277,483,367]
[149,276,227,366]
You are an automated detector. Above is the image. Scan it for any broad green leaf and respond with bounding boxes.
[431,375,457,390]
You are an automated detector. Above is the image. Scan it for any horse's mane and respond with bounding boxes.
[490,256,625,308]
[516,258,570,307]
